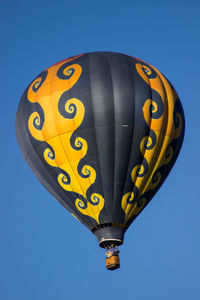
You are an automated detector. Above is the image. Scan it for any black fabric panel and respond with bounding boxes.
[106,54,137,222]
[88,53,115,222]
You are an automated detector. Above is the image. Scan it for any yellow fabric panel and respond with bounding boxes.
[122,62,183,224]
[122,130,172,223]
[27,60,104,224]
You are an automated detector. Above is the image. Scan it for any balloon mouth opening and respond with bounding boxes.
[99,238,123,249]
[91,222,126,249]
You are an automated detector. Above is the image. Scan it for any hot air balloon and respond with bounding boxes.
[16,52,185,270]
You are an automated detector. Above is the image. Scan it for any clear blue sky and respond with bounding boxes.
[1,0,199,299]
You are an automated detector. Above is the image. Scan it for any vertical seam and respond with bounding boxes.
[121,59,136,214]
[107,54,116,216]
[88,52,108,223]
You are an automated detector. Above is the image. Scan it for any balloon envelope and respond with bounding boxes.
[16,52,185,250]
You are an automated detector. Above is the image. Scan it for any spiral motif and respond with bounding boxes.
[57,65,74,80]
[149,171,162,190]
[122,192,147,223]
[143,96,164,121]
[27,71,48,103]
[150,101,158,115]
[136,158,148,178]
[141,65,157,79]
[163,145,173,165]
[64,67,74,78]
[58,172,71,187]
[127,186,138,204]
[28,106,45,141]
[152,171,161,184]
[43,146,56,167]
[71,136,87,155]
[75,193,104,223]
[174,112,180,129]
[173,100,183,139]
[47,150,54,159]
[130,159,149,188]
[146,131,157,149]
[174,113,183,139]
[77,198,87,209]
[33,113,42,130]
[62,175,70,185]
[74,137,83,150]
[136,63,157,83]
[136,196,146,208]
[67,103,76,115]
[89,193,100,206]
[32,78,42,92]
[58,95,78,119]
[80,165,91,178]
[140,130,157,155]
[57,63,82,81]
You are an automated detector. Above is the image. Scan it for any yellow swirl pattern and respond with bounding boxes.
[122,62,183,224]
[75,194,104,223]
[122,192,146,223]
[27,58,104,223]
